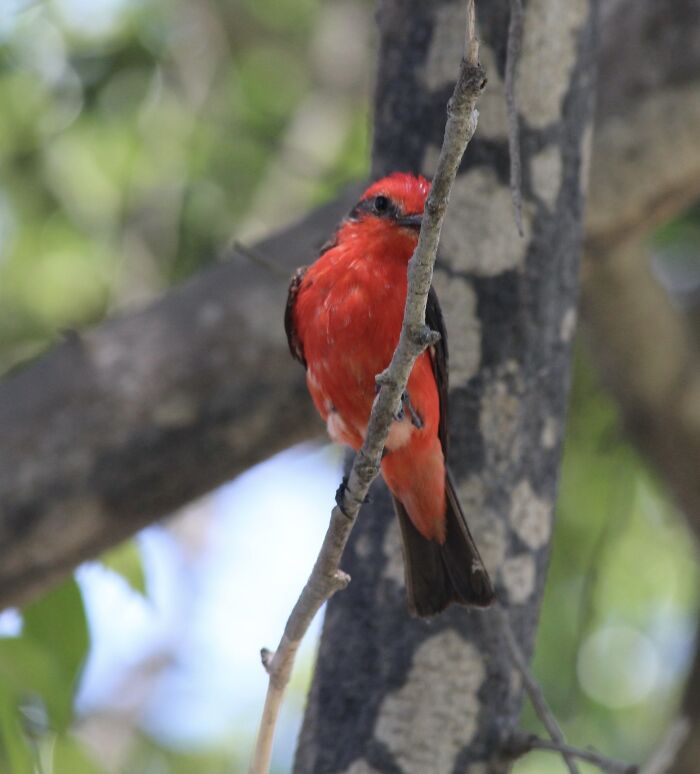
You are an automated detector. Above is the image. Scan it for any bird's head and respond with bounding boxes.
[339,173,430,252]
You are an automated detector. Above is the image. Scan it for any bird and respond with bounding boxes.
[285,172,494,617]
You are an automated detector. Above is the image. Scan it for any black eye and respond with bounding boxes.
[373,195,390,214]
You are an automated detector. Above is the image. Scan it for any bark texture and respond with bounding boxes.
[294,1,599,771]
[1,0,700,768]
[589,0,700,249]
[0,1,697,688]
[0,196,359,609]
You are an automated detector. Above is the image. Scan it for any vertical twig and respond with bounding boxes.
[465,0,480,66]
[505,0,524,235]
[639,718,690,774]
[249,3,485,773]
[496,605,580,774]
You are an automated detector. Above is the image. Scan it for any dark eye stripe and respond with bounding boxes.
[374,195,389,212]
[348,194,401,222]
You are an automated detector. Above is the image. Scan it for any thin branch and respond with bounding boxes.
[465,0,480,65]
[250,5,486,773]
[639,718,690,774]
[230,240,290,280]
[505,0,524,235]
[510,718,691,774]
[507,732,637,774]
[495,605,580,774]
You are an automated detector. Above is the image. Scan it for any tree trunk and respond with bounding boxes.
[294,1,599,771]
[3,1,700,619]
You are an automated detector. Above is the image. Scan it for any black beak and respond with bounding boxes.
[396,213,423,231]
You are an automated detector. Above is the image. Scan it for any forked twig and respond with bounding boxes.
[508,718,689,774]
[507,732,636,774]
[496,605,580,774]
[249,2,485,772]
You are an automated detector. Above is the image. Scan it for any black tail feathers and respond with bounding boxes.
[393,470,495,618]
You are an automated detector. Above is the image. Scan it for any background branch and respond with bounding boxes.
[0,0,699,617]
[641,719,691,774]
[0,192,357,609]
[580,241,700,528]
[507,732,635,774]
[497,607,579,774]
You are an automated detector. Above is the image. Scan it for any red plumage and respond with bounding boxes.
[286,173,494,616]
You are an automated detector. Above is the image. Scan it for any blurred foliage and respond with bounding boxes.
[0,0,369,375]
[0,0,369,770]
[652,203,700,313]
[101,540,147,597]
[0,578,89,773]
[0,1,699,773]
[516,351,699,773]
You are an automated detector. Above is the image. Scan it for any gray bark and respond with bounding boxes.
[588,1,700,250]
[0,197,359,609]
[1,0,700,767]
[0,0,698,655]
[294,1,599,771]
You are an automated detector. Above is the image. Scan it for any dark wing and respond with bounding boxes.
[285,266,308,367]
[318,229,339,256]
[426,285,449,455]
[397,284,496,616]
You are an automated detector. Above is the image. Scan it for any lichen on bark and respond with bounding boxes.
[294,1,600,770]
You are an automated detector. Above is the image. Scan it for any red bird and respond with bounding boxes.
[285,172,494,617]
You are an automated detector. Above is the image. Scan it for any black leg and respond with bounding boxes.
[401,391,424,429]
[335,476,349,512]
[335,476,371,514]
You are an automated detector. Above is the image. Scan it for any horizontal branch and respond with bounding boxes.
[1,0,700,610]
[0,191,359,610]
[508,717,689,774]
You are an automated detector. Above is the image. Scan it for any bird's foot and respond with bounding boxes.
[377,383,422,428]
[400,391,424,429]
[335,476,349,512]
[335,476,371,515]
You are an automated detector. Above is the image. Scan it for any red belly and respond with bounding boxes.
[294,251,445,541]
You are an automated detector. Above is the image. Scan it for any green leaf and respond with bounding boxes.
[21,577,90,732]
[101,539,147,596]
[23,578,89,687]
[0,683,34,774]
[0,637,69,735]
[0,637,74,744]
[52,734,103,774]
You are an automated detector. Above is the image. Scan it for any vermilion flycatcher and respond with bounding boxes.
[285,172,494,617]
